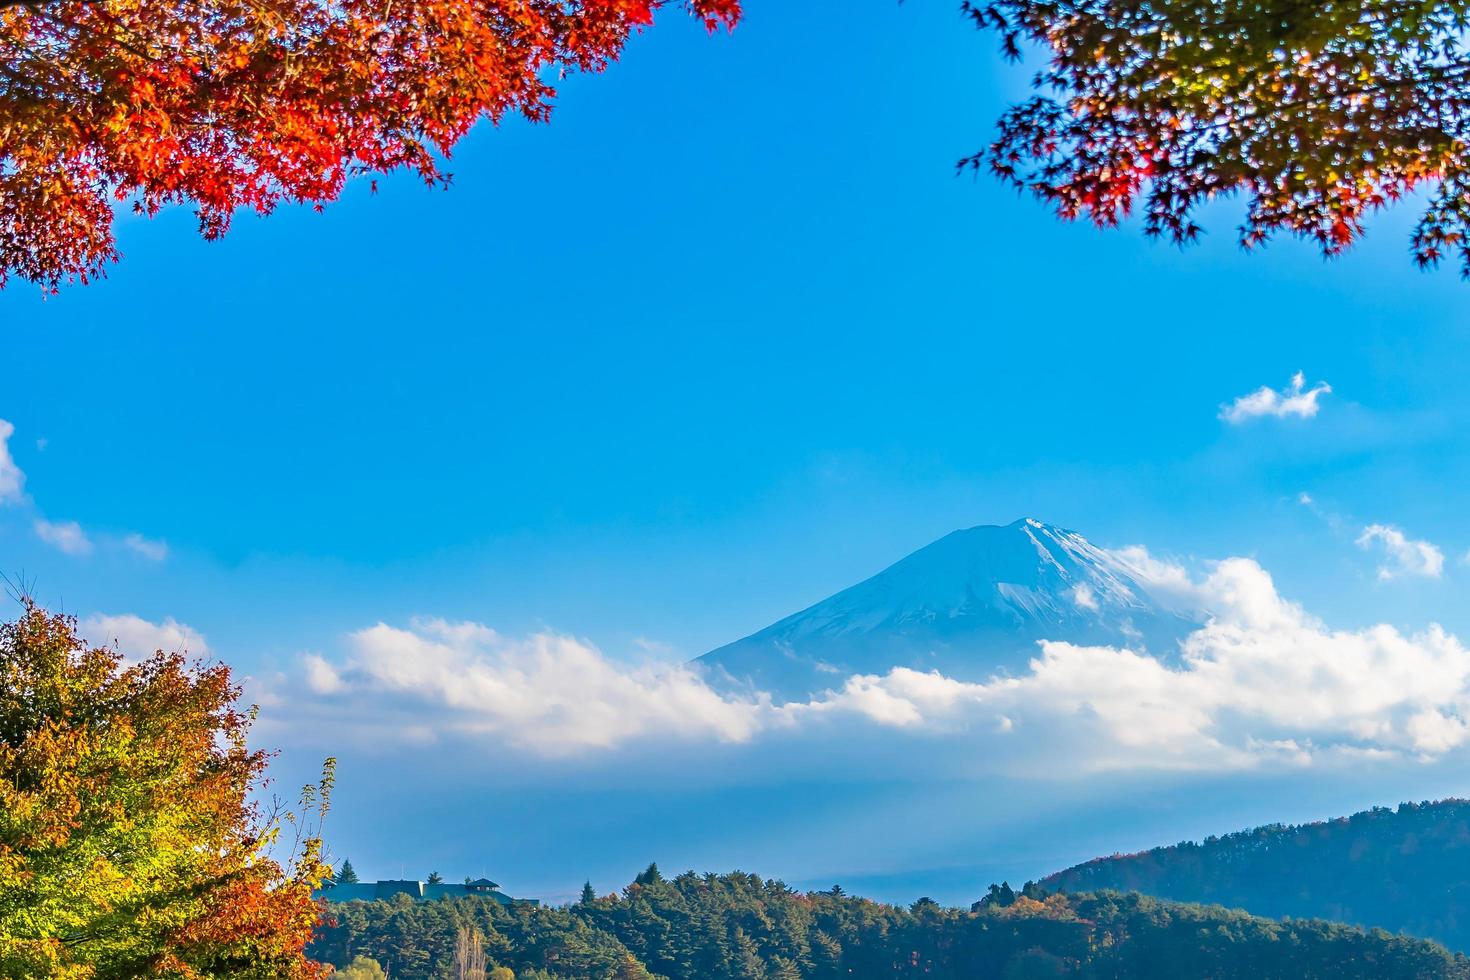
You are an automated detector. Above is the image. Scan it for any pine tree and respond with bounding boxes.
[581,881,598,906]
[770,956,802,980]
[613,955,654,979]
[428,871,444,885]
[982,882,1017,908]
[338,858,360,884]
[731,927,767,980]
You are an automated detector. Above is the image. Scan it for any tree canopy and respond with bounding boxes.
[966,0,1470,272]
[0,0,739,290]
[334,957,389,980]
[310,870,1470,979]
[1045,797,1470,952]
[0,601,331,978]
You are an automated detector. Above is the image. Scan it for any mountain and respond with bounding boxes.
[698,518,1205,699]
[1043,798,1470,952]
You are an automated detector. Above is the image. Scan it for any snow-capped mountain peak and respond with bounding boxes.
[697,518,1203,698]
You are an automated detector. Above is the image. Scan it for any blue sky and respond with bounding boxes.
[6,0,1470,904]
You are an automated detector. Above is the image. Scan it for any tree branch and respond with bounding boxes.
[0,0,100,9]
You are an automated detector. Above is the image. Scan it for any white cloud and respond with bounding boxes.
[0,420,163,561]
[302,653,346,694]
[32,522,167,561]
[0,419,24,504]
[1356,524,1445,580]
[1070,583,1099,611]
[1220,372,1332,423]
[34,518,93,556]
[795,557,1470,769]
[1294,490,1350,534]
[288,548,1470,773]
[320,619,770,753]
[121,532,169,561]
[1,422,87,554]
[78,613,209,661]
[1108,544,1196,595]
[631,636,678,659]
[1105,544,1215,619]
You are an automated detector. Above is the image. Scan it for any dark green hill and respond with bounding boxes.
[1044,798,1470,951]
[310,868,1470,979]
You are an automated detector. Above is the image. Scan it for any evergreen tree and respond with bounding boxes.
[731,927,767,980]
[338,858,360,885]
[769,956,802,980]
[982,881,1018,908]
[581,881,598,906]
[428,871,444,885]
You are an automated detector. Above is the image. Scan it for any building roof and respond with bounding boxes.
[372,880,425,900]
[317,877,530,906]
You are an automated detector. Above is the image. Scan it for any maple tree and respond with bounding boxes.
[0,600,333,978]
[0,0,739,290]
[965,0,1470,272]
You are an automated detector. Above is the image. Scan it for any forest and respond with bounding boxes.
[310,865,1470,979]
[1045,799,1470,952]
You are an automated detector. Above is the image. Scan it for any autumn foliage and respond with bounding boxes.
[0,0,739,290]
[0,601,331,978]
[966,0,1470,272]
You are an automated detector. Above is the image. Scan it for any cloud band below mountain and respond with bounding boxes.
[284,548,1470,772]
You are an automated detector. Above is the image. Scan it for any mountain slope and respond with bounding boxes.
[1044,798,1470,952]
[698,518,1203,698]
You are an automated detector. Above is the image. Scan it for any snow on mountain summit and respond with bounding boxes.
[697,518,1204,699]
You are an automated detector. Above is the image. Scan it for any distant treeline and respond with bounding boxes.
[310,865,1469,979]
[1045,798,1470,951]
